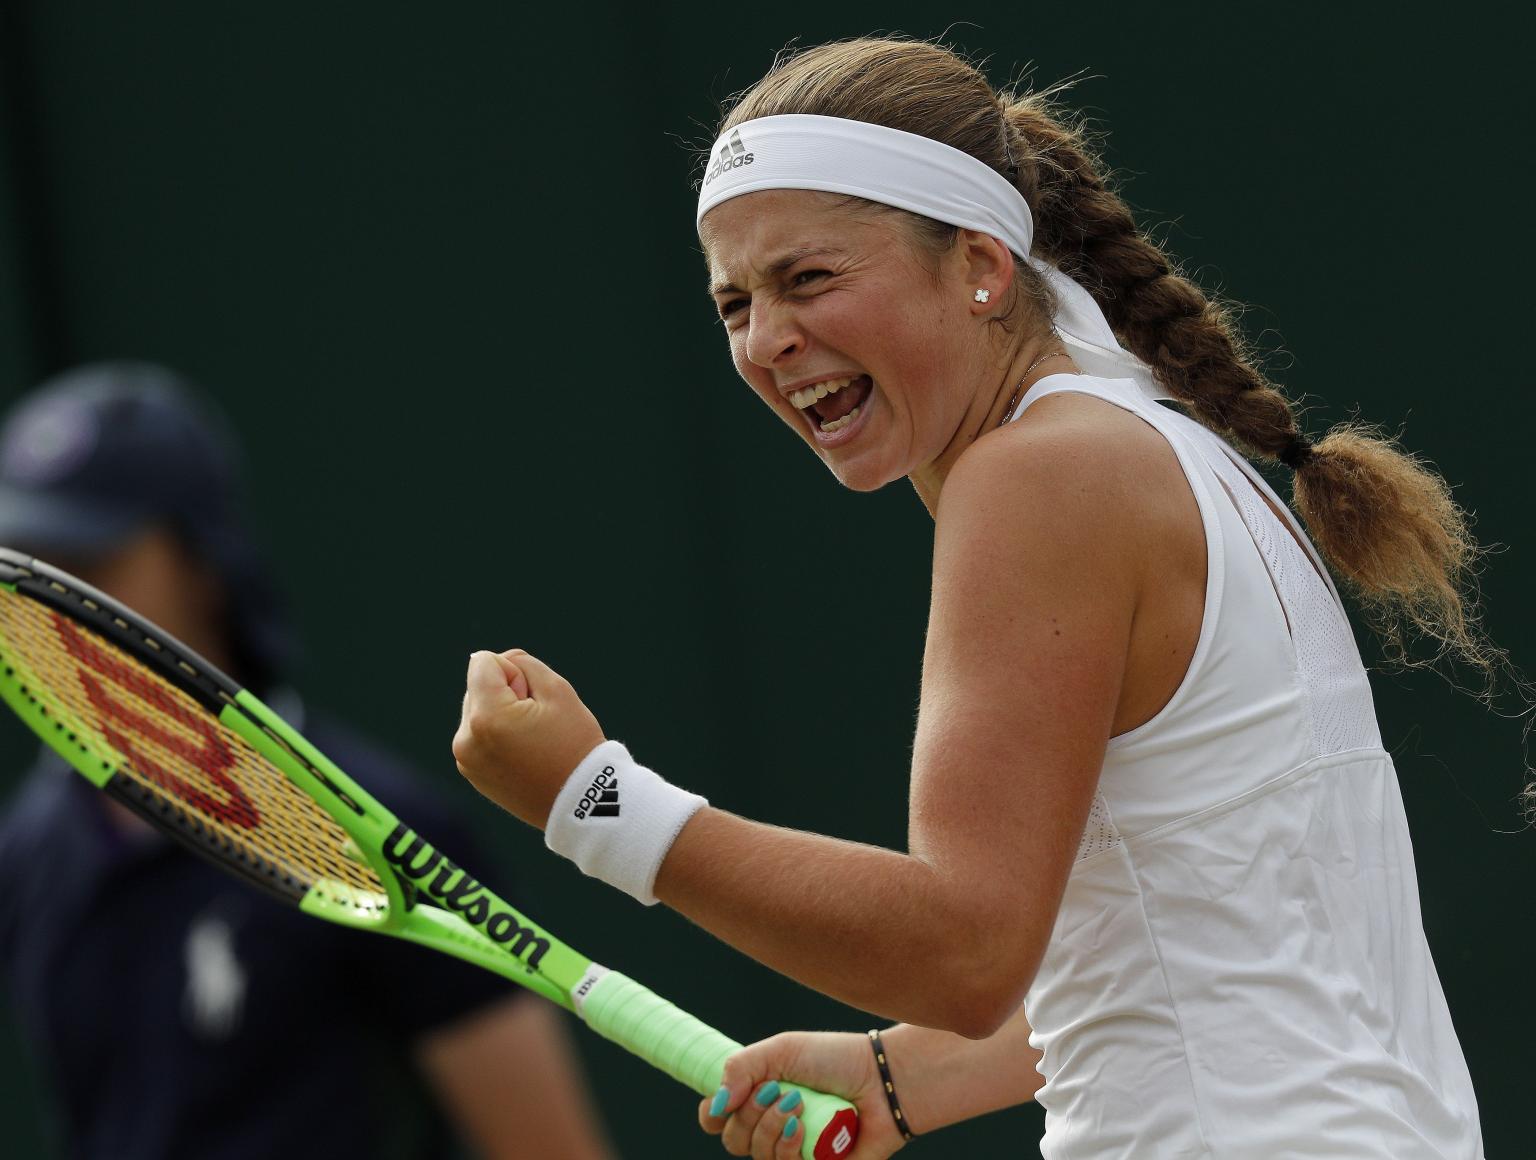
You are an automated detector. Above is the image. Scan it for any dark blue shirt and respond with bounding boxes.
[0,710,521,1160]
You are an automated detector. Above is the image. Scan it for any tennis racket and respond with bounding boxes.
[0,548,859,1159]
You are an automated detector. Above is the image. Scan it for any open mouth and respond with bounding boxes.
[789,374,874,436]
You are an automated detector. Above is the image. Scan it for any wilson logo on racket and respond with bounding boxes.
[53,612,262,829]
[573,764,620,819]
[383,825,551,968]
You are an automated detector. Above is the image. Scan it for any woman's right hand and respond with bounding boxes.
[699,1031,909,1159]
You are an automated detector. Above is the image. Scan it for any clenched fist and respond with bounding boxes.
[452,649,606,829]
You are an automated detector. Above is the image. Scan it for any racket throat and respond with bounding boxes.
[381,823,555,970]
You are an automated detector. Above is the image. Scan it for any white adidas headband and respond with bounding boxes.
[696,114,1162,394]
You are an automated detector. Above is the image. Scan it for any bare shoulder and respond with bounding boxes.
[937,390,1182,546]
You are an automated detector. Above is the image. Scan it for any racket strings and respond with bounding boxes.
[0,587,382,896]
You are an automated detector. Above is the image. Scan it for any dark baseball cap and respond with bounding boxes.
[0,361,295,686]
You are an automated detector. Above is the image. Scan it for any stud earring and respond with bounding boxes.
[974,288,991,303]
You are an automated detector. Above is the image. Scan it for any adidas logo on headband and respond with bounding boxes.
[702,129,754,187]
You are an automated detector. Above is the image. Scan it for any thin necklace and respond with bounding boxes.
[998,349,1070,429]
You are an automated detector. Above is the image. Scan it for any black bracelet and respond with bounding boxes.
[868,1028,916,1140]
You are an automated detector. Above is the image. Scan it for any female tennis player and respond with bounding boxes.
[453,38,1505,1158]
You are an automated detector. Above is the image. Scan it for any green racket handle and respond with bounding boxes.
[576,967,859,1160]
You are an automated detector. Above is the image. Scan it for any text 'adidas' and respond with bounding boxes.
[703,129,754,186]
[574,765,621,819]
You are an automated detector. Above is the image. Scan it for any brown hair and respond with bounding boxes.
[715,37,1507,699]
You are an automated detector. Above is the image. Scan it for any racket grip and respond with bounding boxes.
[578,967,859,1160]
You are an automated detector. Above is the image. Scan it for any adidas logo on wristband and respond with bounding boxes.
[573,765,621,819]
[547,740,708,904]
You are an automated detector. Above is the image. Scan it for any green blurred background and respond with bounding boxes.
[0,2,1529,1155]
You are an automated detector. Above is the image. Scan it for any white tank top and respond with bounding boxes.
[1013,374,1484,1159]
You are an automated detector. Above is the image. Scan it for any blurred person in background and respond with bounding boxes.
[0,363,615,1160]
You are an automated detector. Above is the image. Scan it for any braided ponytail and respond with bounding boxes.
[717,35,1499,683]
[1000,93,1490,676]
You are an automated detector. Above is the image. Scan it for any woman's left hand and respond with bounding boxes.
[701,1032,906,1159]
[452,649,606,829]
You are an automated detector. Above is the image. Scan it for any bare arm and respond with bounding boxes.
[455,402,1176,1037]
[882,1006,1045,1133]
[652,419,1139,1035]
[701,1006,1044,1158]
[416,995,616,1160]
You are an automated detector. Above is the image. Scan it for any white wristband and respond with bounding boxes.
[544,740,707,905]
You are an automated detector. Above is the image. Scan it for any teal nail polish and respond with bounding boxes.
[754,1081,781,1107]
[778,1090,802,1114]
[709,1086,730,1117]
[783,1115,800,1141]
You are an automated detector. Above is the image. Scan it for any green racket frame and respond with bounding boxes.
[0,551,858,1160]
